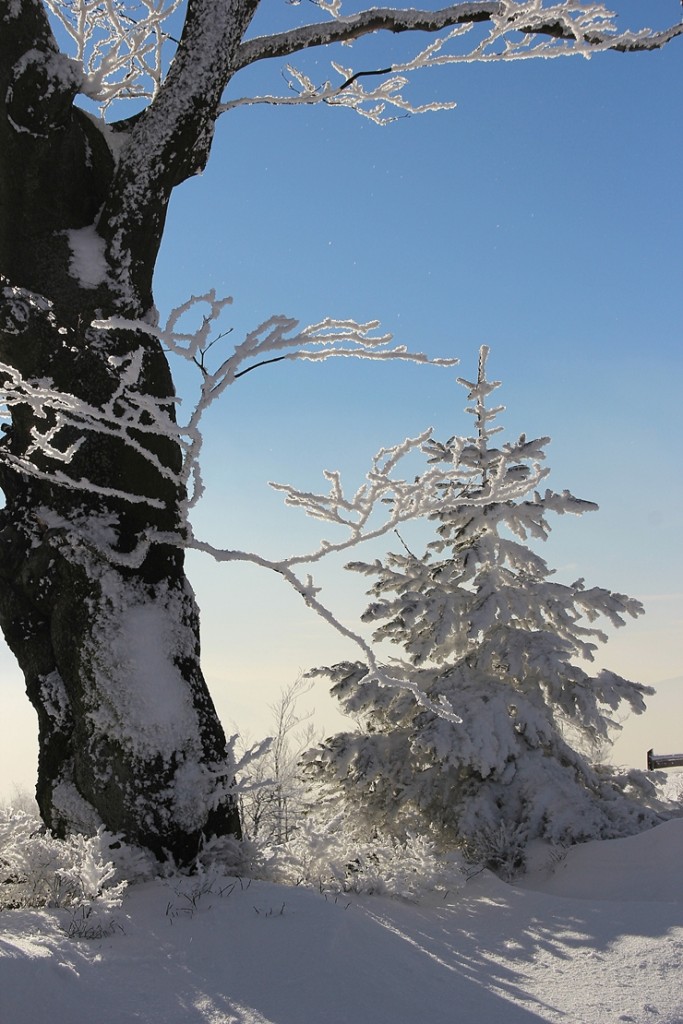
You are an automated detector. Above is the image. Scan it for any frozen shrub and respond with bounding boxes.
[0,807,126,911]
[265,811,465,901]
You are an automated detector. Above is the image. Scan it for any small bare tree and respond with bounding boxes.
[239,678,317,845]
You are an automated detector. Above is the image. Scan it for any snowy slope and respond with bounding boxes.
[1,819,682,1024]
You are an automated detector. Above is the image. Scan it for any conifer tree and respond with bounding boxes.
[304,348,665,873]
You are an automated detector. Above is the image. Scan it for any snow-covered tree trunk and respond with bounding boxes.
[0,0,255,860]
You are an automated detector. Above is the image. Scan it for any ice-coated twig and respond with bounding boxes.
[42,2,683,120]
[188,526,462,725]
[220,59,459,125]
[0,354,181,503]
[42,0,184,112]
[271,431,468,567]
[0,452,166,508]
[226,3,683,125]
[236,1,683,70]
[94,294,458,514]
[1,288,460,521]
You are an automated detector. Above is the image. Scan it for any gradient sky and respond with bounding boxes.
[1,2,682,801]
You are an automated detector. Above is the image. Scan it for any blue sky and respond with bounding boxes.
[1,2,682,798]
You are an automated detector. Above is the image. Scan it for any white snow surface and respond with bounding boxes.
[86,588,202,765]
[1,819,682,1024]
[66,225,108,288]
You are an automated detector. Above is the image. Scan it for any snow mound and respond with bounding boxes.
[518,817,683,902]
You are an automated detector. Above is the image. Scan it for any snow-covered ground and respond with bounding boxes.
[1,815,682,1024]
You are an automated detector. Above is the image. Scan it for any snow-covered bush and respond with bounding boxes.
[265,809,464,901]
[0,807,126,912]
[303,348,669,875]
[660,771,683,803]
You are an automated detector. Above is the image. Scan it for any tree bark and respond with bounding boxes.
[0,0,251,862]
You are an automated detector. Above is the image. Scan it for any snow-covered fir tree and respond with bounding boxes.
[303,348,668,874]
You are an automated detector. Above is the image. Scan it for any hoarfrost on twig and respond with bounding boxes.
[42,1,683,121]
[0,285,462,718]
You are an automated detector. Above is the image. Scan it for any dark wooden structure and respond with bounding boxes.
[647,749,683,770]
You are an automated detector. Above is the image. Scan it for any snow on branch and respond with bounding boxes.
[44,2,683,121]
[236,1,683,66]
[0,287,457,522]
[0,354,176,507]
[220,52,459,124]
[227,2,683,123]
[271,430,467,567]
[97,291,459,373]
[188,526,463,726]
[94,291,458,513]
[43,0,184,112]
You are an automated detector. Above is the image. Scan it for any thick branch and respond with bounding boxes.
[235,2,683,69]
[535,16,683,52]
[98,0,260,310]
[236,2,502,67]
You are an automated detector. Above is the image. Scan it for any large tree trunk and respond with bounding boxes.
[0,0,244,862]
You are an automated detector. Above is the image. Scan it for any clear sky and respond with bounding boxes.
[1,2,682,801]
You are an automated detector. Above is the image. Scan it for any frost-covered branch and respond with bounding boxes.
[271,430,466,566]
[95,292,458,512]
[42,0,184,111]
[1,286,458,523]
[220,49,460,123]
[235,2,683,68]
[188,526,462,725]
[0,354,176,507]
[227,2,683,122]
[43,2,683,122]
